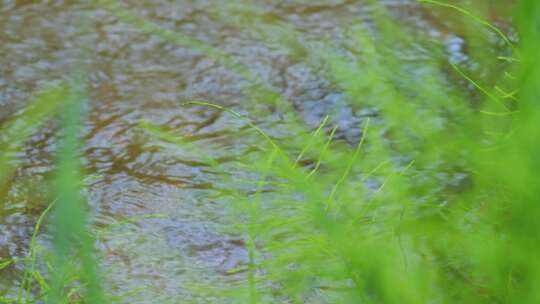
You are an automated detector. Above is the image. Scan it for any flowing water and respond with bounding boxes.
[0,1,495,302]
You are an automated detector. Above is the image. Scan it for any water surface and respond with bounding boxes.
[0,1,482,302]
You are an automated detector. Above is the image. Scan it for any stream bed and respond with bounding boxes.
[0,1,498,302]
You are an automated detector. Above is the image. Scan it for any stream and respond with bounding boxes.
[0,1,496,302]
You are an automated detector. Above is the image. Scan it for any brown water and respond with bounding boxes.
[0,1,478,302]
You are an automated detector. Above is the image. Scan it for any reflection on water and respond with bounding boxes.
[0,0,488,302]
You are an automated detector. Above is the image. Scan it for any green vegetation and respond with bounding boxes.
[1,0,539,303]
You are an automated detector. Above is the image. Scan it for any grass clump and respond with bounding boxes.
[137,1,538,303]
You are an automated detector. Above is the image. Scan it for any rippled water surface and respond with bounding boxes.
[1,1,477,302]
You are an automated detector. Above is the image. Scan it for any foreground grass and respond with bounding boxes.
[1,0,539,303]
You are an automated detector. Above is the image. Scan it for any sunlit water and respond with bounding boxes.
[0,1,478,302]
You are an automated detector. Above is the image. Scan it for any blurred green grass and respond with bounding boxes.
[2,0,539,303]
